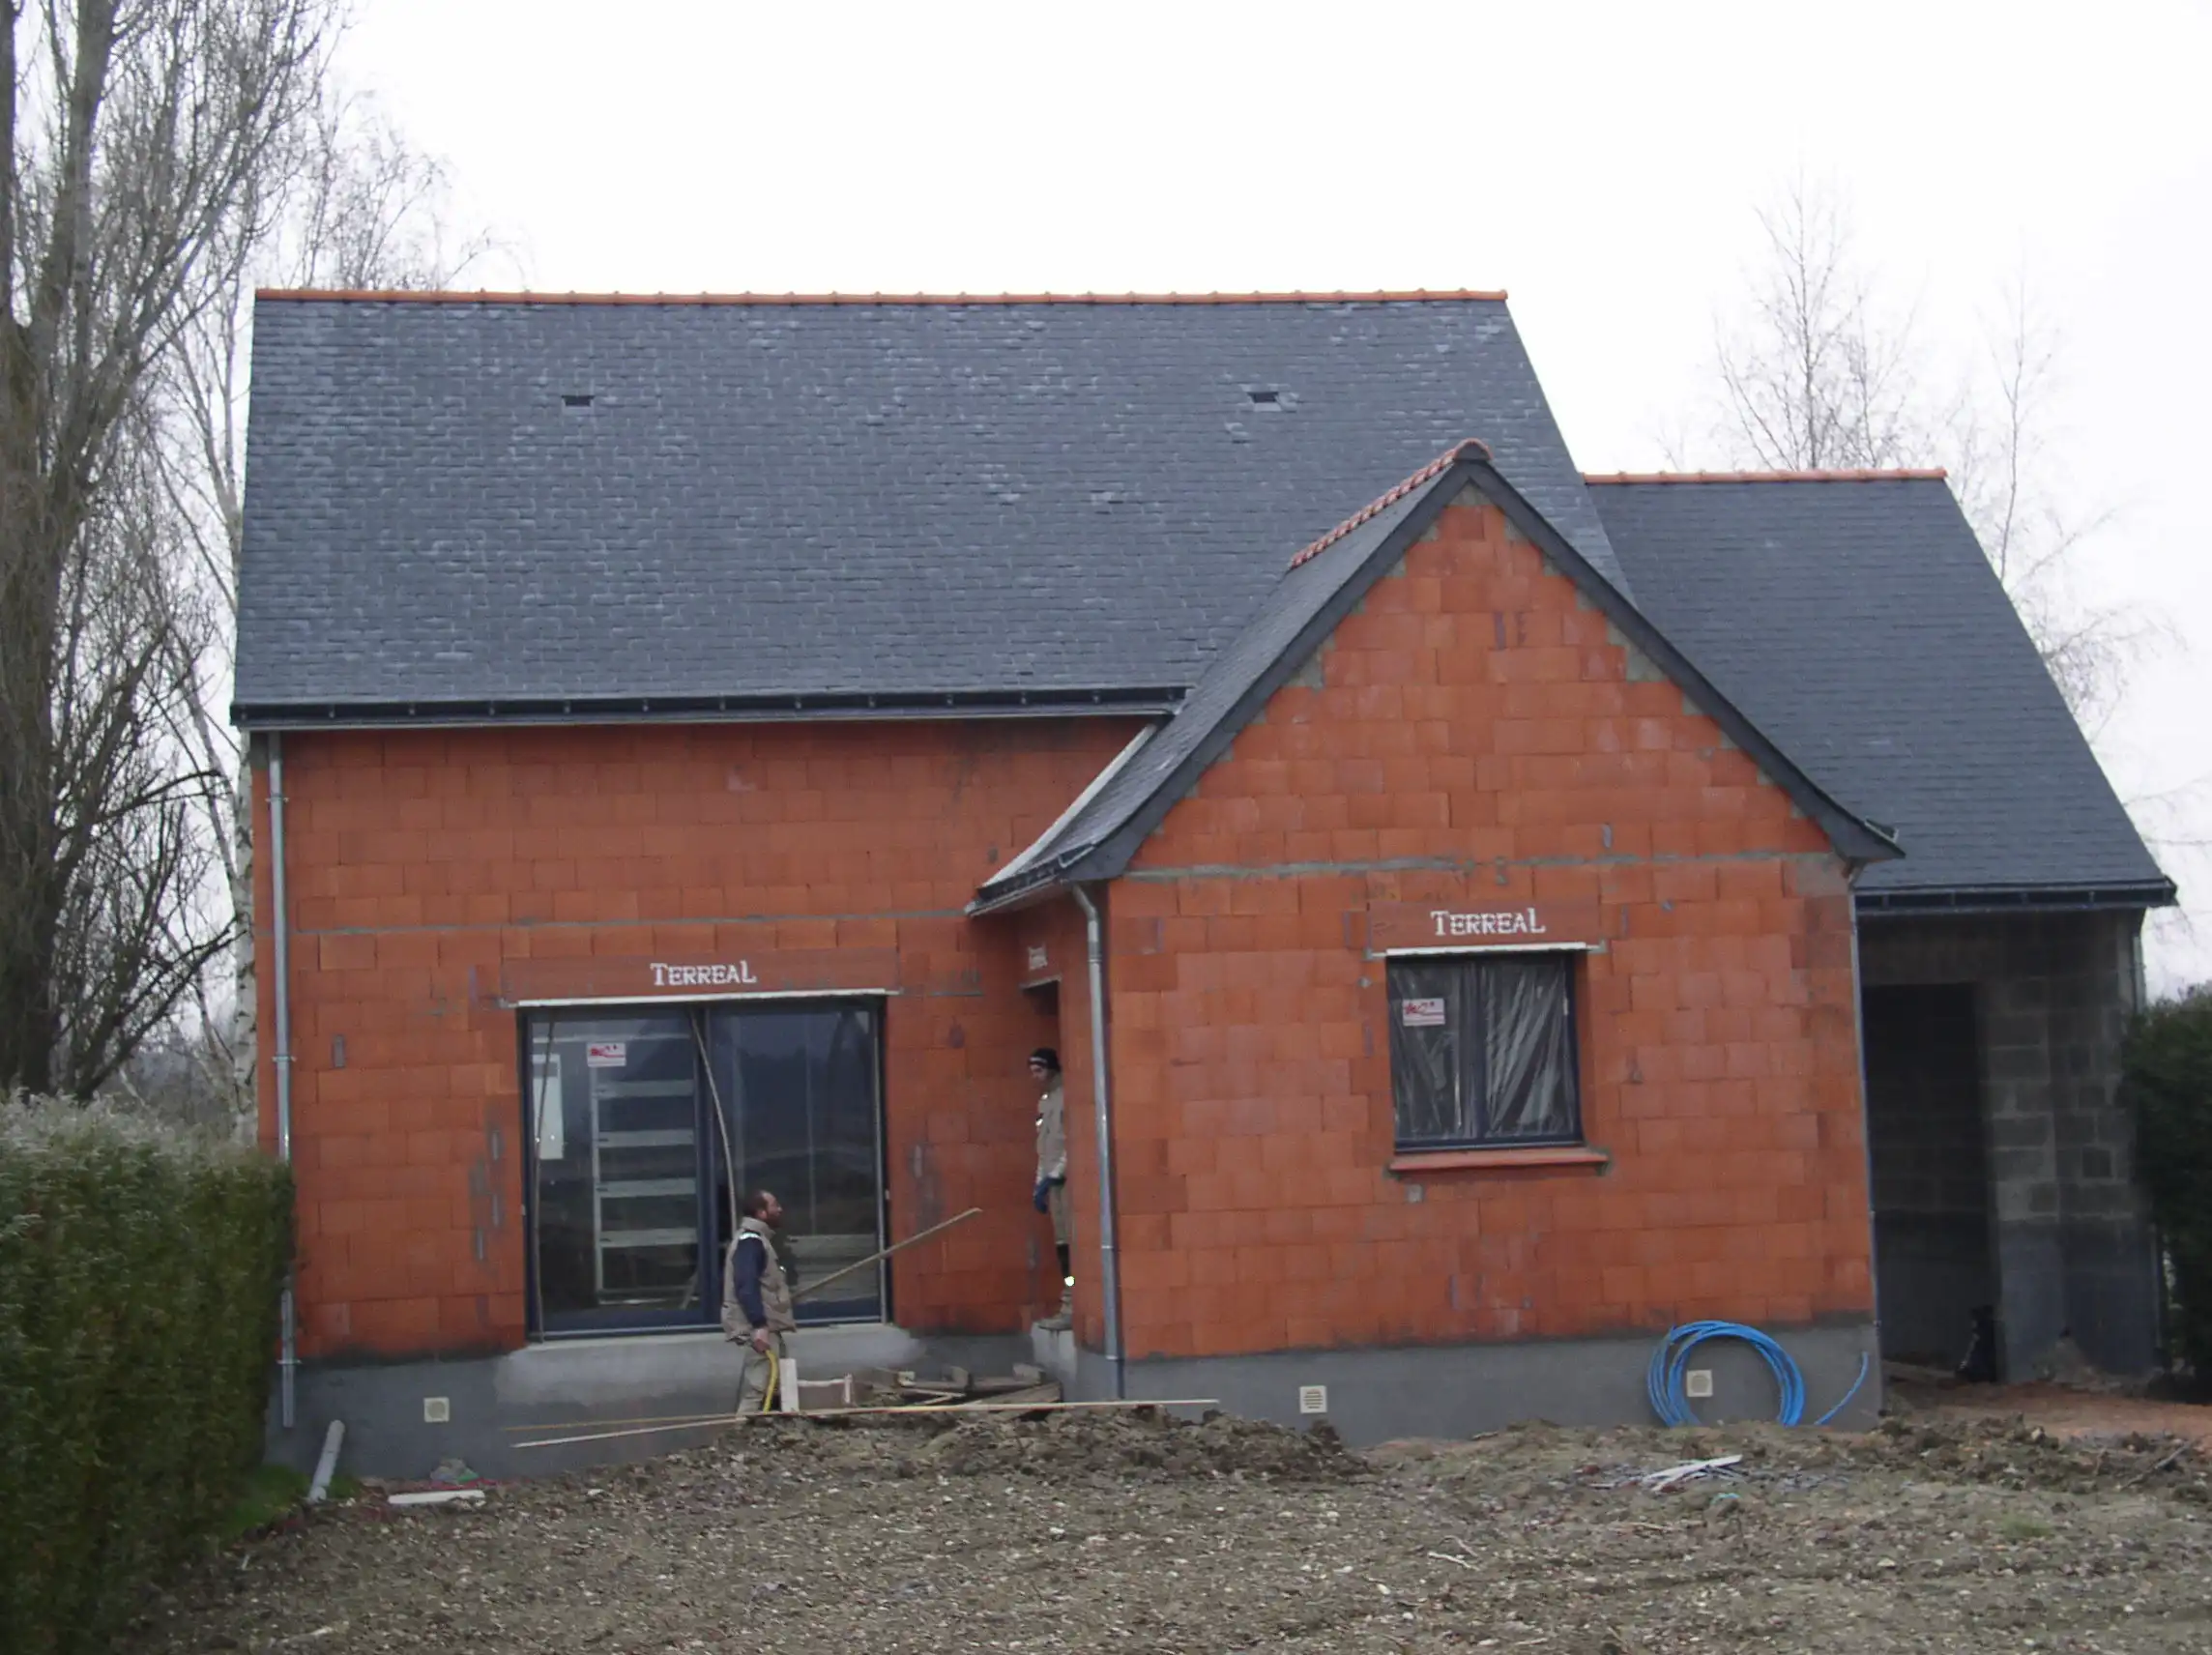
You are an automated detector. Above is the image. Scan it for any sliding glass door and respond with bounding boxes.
[524,1000,884,1336]
[708,1004,885,1322]
[526,1011,709,1331]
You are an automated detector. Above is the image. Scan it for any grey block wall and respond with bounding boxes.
[1858,910,2157,1378]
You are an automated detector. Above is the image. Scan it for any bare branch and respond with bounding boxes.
[1693,177,2151,735]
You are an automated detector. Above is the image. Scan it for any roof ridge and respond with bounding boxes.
[979,444,1901,909]
[1287,439,1493,570]
[254,287,1511,307]
[1584,468,1947,484]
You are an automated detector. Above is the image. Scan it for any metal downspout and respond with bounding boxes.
[1069,885,1123,1399]
[269,733,298,1429]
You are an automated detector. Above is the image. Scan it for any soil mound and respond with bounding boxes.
[902,1408,1362,1482]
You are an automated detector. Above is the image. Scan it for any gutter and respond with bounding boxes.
[233,683,1185,731]
[268,733,299,1429]
[1069,886,1124,1399]
[970,848,1093,915]
[1855,881,2177,916]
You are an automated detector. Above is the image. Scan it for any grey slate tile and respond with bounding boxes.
[236,297,1622,711]
[1590,478,2167,898]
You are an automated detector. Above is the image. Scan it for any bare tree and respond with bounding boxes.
[151,87,491,1130]
[1946,274,2150,736]
[1694,178,2141,729]
[1710,180,1935,473]
[0,0,341,1095]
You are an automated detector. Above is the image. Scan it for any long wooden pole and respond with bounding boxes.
[790,1205,982,1302]
[504,1208,987,1438]
[512,1397,1220,1451]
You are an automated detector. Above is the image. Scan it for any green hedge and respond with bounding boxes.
[2124,987,2212,1390]
[0,1098,293,1655]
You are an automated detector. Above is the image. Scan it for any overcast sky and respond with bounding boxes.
[338,0,2212,990]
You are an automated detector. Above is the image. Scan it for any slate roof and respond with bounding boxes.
[234,291,1624,719]
[1589,476,2172,907]
[237,293,2171,910]
[974,447,1899,911]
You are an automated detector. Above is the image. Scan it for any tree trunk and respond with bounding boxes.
[229,748,257,1140]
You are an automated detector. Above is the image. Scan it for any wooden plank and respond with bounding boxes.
[971,1377,1048,1396]
[513,1419,731,1449]
[512,1396,1215,1450]
[800,1396,1213,1421]
[794,1376,855,1410]
[965,1382,1060,1406]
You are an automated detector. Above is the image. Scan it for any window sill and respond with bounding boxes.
[1388,1145,1611,1176]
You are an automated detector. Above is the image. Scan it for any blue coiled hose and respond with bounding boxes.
[1646,1321,1870,1428]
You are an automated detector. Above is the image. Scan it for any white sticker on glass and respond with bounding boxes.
[1400,998,1447,1028]
[532,1052,565,1160]
[586,1041,627,1068]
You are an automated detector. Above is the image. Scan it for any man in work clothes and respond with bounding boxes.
[723,1189,796,1412]
[1031,1048,1072,1330]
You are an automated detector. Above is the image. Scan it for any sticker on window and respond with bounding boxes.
[1400,998,1447,1028]
[532,1052,564,1159]
[585,1041,627,1068]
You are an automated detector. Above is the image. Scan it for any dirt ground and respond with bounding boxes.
[1894,1379,2212,1450]
[126,1400,2212,1655]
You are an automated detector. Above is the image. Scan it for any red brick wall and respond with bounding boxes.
[1099,495,1874,1359]
[254,718,1137,1359]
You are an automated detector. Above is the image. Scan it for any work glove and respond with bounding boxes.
[1033,1179,1052,1214]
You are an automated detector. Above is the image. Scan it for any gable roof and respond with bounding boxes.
[1589,475,2172,910]
[234,291,1625,725]
[973,446,1900,912]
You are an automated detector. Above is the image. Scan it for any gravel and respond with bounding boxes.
[128,1410,2212,1653]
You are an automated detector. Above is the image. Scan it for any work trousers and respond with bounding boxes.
[738,1332,788,1413]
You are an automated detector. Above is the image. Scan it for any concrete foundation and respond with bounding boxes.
[267,1325,1033,1481]
[274,1316,1881,1480]
[1061,1321,1880,1447]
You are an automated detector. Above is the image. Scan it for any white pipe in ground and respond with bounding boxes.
[306,1419,344,1503]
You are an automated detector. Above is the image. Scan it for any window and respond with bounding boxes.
[522,1001,884,1335]
[1386,954,1581,1149]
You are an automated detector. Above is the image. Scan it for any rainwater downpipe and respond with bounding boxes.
[1069,885,1124,1399]
[269,733,298,1429]
[1845,862,1885,1397]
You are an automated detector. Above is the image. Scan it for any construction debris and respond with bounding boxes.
[1639,1454,1744,1494]
[137,1412,2212,1655]
[510,1362,1074,1451]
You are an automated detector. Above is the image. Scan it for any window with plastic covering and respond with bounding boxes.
[1385,953,1583,1148]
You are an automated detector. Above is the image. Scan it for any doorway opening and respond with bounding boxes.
[1021,974,1069,1317]
[1862,983,1997,1372]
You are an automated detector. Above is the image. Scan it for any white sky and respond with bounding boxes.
[340,0,2212,991]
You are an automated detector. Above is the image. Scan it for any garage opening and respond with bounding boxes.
[1861,983,1996,1370]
